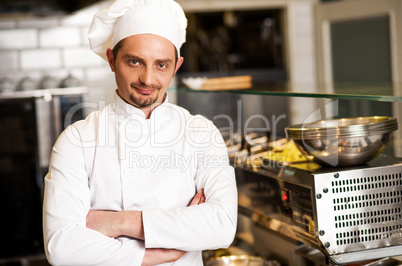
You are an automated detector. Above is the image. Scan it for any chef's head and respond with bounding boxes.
[88,0,187,61]
[88,0,187,113]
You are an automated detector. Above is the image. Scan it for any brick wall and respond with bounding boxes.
[0,1,119,115]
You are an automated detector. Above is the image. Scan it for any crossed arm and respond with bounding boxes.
[86,189,206,265]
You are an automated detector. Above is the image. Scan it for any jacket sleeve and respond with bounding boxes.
[43,125,145,266]
[142,118,238,251]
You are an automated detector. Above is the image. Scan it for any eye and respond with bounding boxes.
[158,63,168,69]
[128,59,140,66]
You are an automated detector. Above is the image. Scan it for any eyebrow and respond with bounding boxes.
[123,54,144,64]
[156,58,174,65]
[123,54,173,65]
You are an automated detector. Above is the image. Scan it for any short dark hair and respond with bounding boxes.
[112,38,179,65]
[112,39,125,61]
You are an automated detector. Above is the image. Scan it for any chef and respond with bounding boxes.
[42,0,238,265]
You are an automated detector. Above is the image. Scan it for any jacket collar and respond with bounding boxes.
[113,90,172,125]
[113,90,170,118]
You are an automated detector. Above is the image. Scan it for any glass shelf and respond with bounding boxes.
[177,82,402,102]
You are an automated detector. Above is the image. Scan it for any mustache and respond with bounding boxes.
[130,82,162,90]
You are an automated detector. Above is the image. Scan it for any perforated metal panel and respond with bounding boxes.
[314,164,402,257]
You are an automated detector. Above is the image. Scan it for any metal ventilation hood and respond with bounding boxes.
[0,0,101,15]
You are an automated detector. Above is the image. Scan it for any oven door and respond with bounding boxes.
[0,94,84,257]
[0,97,43,256]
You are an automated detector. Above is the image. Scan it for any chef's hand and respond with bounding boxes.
[189,188,206,206]
[141,188,205,266]
[141,248,186,266]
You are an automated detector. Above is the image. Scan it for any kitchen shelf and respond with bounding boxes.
[177,81,402,102]
[0,87,89,100]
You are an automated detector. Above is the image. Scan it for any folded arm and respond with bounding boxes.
[87,119,238,253]
[43,126,146,265]
[86,189,206,265]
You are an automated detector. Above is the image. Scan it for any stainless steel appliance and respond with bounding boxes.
[0,87,87,257]
[236,155,402,264]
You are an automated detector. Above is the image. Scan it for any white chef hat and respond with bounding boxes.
[88,0,187,61]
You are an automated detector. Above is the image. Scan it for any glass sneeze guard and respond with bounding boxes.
[177,81,402,102]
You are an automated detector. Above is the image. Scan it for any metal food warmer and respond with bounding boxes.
[235,154,402,264]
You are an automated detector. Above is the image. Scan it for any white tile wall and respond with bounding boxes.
[0,19,17,29]
[63,47,104,67]
[85,67,115,87]
[81,27,90,46]
[40,27,81,47]
[18,17,60,28]
[85,66,116,105]
[20,49,62,69]
[0,28,37,49]
[0,50,19,71]
[0,2,114,105]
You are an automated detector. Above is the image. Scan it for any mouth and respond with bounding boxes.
[135,87,154,95]
[131,84,161,95]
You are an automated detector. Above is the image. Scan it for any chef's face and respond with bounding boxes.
[107,34,183,111]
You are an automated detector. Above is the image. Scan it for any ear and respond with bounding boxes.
[174,57,184,75]
[106,48,115,72]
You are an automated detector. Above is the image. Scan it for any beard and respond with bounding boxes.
[129,82,162,108]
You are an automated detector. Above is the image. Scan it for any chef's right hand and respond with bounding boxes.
[141,248,187,266]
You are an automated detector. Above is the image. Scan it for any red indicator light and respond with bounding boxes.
[282,191,289,201]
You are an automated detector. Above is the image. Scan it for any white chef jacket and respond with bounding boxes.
[43,92,238,266]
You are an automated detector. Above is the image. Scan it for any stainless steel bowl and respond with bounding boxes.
[285,116,398,167]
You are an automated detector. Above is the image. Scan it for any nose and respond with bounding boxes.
[138,66,154,86]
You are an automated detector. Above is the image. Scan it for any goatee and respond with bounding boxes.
[129,82,162,108]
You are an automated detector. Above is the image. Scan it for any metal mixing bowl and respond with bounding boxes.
[285,116,398,167]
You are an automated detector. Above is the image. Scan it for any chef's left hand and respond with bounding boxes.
[189,188,205,206]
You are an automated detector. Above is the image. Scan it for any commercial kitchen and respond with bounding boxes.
[1,0,402,265]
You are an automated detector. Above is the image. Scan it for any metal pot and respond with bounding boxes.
[205,255,280,266]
